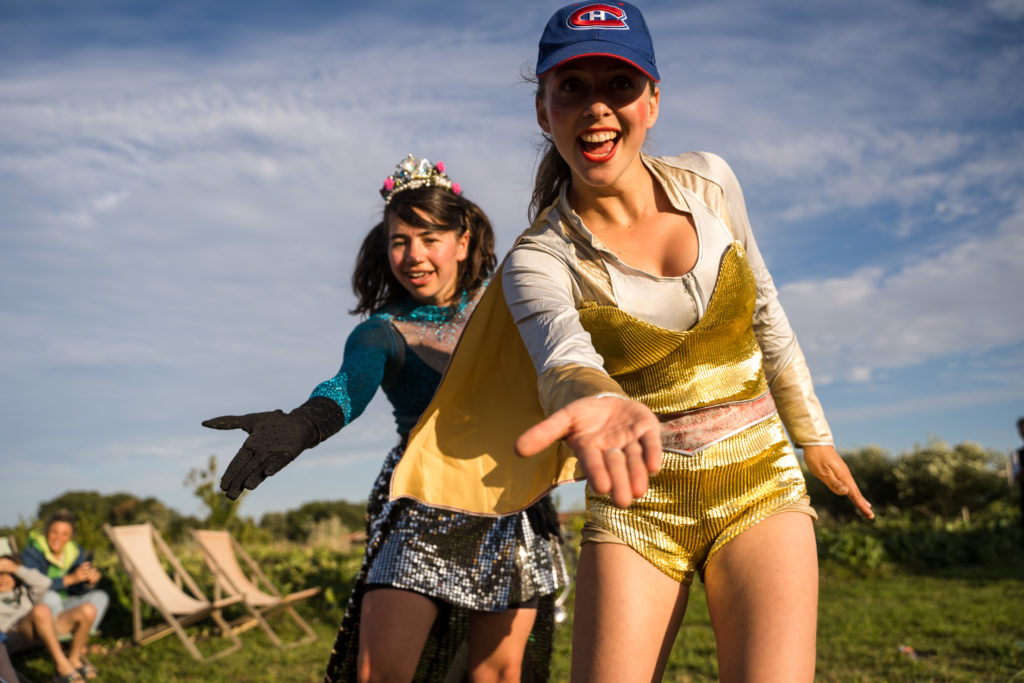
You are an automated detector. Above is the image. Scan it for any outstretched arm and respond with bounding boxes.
[504,245,664,508]
[204,317,398,499]
[704,156,872,518]
[517,394,662,508]
[803,444,874,519]
[204,396,346,500]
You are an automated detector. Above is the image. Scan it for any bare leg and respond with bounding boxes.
[357,588,438,683]
[466,606,537,683]
[14,604,77,678]
[55,603,96,676]
[704,512,818,683]
[571,543,689,683]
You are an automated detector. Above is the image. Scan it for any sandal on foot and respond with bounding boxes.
[51,672,84,683]
[78,661,99,680]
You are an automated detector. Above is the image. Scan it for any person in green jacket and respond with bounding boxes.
[22,510,108,635]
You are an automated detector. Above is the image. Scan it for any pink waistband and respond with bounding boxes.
[660,392,778,455]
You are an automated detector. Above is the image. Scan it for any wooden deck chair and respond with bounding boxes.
[103,523,242,661]
[190,529,319,649]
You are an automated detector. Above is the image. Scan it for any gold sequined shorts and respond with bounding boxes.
[582,406,815,585]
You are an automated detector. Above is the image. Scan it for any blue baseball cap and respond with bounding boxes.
[536,2,659,82]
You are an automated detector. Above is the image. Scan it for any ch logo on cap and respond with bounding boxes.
[568,4,629,30]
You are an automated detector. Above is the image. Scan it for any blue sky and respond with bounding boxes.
[2,0,1023,527]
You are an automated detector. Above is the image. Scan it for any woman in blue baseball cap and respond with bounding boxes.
[393,2,874,681]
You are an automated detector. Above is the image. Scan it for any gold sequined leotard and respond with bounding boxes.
[577,243,808,583]
[392,152,829,583]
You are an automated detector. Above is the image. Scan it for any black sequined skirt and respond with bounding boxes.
[324,445,568,682]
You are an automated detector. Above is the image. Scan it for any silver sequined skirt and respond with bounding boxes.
[365,446,567,611]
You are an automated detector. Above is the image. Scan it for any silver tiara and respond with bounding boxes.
[380,154,462,204]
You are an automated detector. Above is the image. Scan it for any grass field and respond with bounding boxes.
[10,559,1023,682]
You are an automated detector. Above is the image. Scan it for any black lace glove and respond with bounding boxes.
[203,396,345,500]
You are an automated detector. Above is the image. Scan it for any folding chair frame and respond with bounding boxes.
[103,523,243,661]
[190,529,319,649]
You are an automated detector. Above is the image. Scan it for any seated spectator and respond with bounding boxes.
[0,552,96,681]
[22,510,108,635]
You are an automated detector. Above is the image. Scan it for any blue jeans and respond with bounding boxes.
[42,588,109,634]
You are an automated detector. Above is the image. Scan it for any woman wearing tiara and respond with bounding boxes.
[204,155,566,682]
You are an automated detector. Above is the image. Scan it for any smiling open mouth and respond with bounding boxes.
[406,270,433,284]
[579,129,619,162]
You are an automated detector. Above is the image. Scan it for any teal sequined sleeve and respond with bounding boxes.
[310,316,400,427]
[309,293,480,436]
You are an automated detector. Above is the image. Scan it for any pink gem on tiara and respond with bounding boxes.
[380,154,461,204]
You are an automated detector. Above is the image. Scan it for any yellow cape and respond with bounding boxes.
[389,262,580,516]
[391,152,835,514]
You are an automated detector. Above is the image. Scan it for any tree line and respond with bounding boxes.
[2,441,1019,567]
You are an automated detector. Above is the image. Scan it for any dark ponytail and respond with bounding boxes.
[529,138,571,222]
[350,220,395,316]
[457,199,497,296]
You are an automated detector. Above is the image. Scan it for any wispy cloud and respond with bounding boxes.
[988,0,1024,21]
[2,0,1022,524]
[781,207,1024,383]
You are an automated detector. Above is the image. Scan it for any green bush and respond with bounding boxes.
[243,545,364,614]
[815,504,1023,572]
[261,500,367,542]
[816,524,889,570]
[19,489,195,548]
[805,440,1012,522]
[893,441,1009,519]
